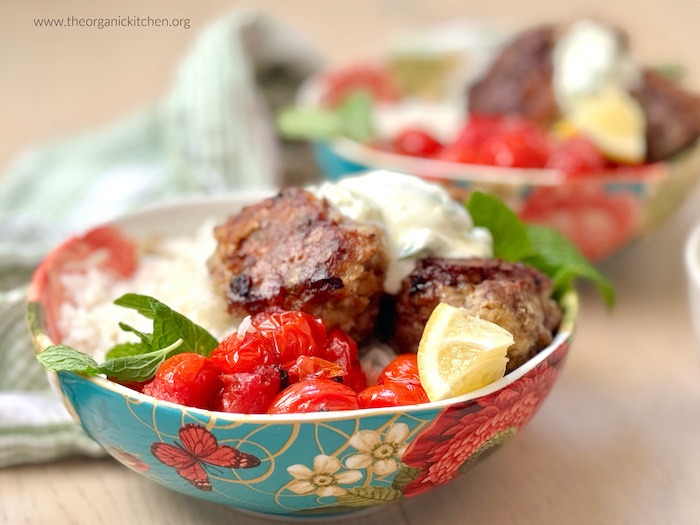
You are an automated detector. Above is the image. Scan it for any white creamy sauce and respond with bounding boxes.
[552,19,641,112]
[310,171,493,294]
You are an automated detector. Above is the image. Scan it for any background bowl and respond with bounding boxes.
[27,193,577,519]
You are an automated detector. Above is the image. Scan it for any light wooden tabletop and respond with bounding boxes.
[2,1,700,524]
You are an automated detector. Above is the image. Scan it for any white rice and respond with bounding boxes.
[57,221,237,362]
[57,220,398,373]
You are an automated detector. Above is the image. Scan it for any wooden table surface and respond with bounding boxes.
[2,1,700,524]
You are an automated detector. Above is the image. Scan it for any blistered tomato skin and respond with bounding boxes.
[546,135,608,174]
[215,365,282,414]
[358,382,429,409]
[286,355,345,383]
[210,331,279,374]
[268,379,360,414]
[435,114,553,168]
[391,128,444,157]
[377,353,421,386]
[323,329,367,392]
[322,65,398,107]
[142,353,223,410]
[253,310,328,367]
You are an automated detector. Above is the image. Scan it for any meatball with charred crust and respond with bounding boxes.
[468,25,560,128]
[208,187,389,341]
[390,258,562,371]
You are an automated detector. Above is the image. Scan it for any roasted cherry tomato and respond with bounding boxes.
[215,364,282,414]
[477,118,551,168]
[287,355,345,383]
[323,328,367,392]
[435,114,501,164]
[210,329,279,374]
[546,135,608,175]
[437,114,551,168]
[358,382,429,409]
[321,64,398,107]
[376,353,421,386]
[268,379,360,414]
[142,353,222,410]
[253,310,328,367]
[391,128,443,157]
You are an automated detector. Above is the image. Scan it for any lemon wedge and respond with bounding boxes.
[416,303,514,402]
[566,86,646,164]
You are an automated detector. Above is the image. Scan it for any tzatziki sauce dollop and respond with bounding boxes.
[552,19,641,112]
[310,171,493,294]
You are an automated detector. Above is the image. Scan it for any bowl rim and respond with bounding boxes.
[27,193,578,424]
[327,136,672,186]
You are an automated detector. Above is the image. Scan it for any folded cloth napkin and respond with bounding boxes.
[0,9,322,467]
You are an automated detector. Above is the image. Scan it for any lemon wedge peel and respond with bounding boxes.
[565,86,647,164]
[417,303,514,402]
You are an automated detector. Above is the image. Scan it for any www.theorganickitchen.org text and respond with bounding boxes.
[34,16,190,29]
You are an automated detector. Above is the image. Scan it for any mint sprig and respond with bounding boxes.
[36,293,219,382]
[110,294,218,358]
[37,339,183,383]
[466,191,615,308]
[277,91,375,143]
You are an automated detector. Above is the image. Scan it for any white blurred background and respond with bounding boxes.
[2,0,700,170]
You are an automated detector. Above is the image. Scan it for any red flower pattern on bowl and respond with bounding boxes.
[519,186,642,260]
[400,343,567,497]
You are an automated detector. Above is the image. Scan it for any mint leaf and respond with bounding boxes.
[277,107,343,140]
[523,225,615,307]
[100,339,183,382]
[337,91,374,143]
[105,342,148,360]
[654,63,686,82]
[113,294,218,357]
[277,90,375,143]
[466,191,615,308]
[116,322,153,349]
[466,191,532,261]
[36,340,184,383]
[36,295,221,385]
[37,345,101,375]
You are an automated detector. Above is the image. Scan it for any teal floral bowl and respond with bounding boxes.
[27,193,577,519]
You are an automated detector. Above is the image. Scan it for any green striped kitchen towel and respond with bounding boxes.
[0,9,321,467]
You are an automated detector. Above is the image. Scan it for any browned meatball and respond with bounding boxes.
[208,187,389,341]
[467,25,560,127]
[632,69,700,162]
[390,258,562,371]
[468,22,700,161]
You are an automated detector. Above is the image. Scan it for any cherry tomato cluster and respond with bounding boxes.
[320,64,399,108]
[387,115,610,175]
[128,309,428,414]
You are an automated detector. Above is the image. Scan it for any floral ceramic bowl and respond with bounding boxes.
[27,193,577,519]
